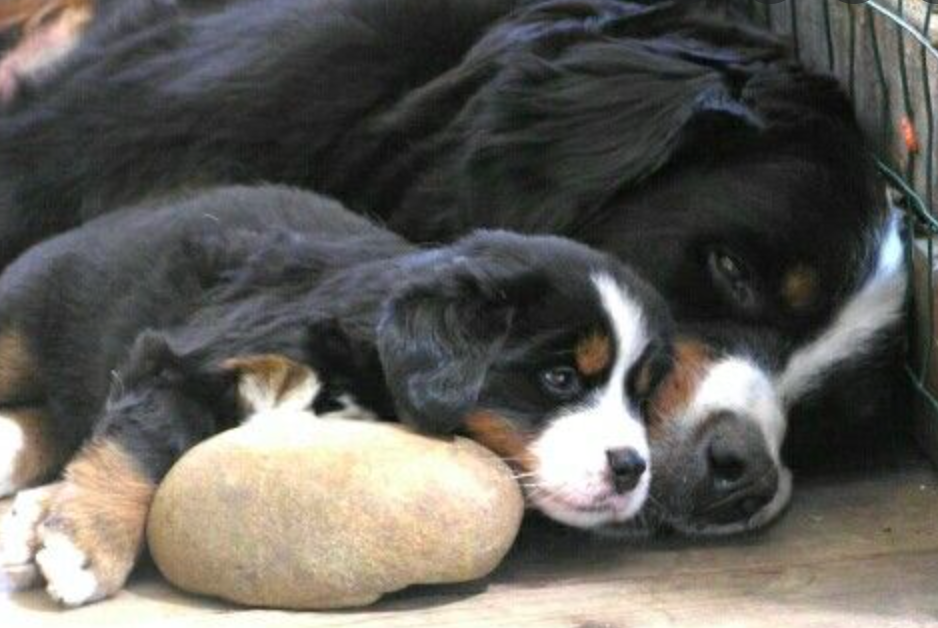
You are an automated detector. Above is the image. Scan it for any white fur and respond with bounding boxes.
[0,413,26,498]
[329,394,379,422]
[686,358,787,463]
[527,274,651,528]
[676,357,791,536]
[777,215,907,408]
[240,365,321,423]
[36,532,105,607]
[0,487,49,592]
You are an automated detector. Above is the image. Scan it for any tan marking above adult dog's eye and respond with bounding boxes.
[780,264,820,312]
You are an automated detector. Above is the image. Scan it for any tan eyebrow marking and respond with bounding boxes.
[781,264,820,311]
[574,332,612,377]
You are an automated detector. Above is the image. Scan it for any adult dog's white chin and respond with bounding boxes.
[527,472,651,529]
[672,466,794,538]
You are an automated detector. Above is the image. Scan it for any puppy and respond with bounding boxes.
[0,185,672,605]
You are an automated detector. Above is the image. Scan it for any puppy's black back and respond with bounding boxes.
[0,186,407,450]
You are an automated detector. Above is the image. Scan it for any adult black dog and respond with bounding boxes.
[0,0,906,519]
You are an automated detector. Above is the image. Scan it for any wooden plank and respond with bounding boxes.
[763,0,938,210]
[3,460,937,628]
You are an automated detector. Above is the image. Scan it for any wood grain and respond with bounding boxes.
[3,459,937,628]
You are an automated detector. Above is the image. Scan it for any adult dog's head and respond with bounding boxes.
[412,0,906,535]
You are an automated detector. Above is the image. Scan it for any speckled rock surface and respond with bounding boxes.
[147,418,524,610]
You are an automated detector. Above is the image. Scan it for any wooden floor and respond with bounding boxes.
[3,451,938,628]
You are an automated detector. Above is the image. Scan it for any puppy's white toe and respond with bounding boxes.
[36,532,104,607]
[0,487,50,591]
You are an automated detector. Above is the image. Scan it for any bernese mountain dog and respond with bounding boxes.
[0,185,693,605]
[0,0,905,552]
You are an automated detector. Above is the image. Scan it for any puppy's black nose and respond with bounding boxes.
[606,447,647,494]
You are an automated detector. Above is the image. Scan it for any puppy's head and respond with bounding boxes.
[378,230,673,528]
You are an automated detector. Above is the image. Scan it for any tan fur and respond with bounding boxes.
[223,354,318,415]
[781,264,820,311]
[0,328,41,403]
[0,0,64,29]
[647,340,715,437]
[465,412,538,473]
[7,407,64,491]
[575,332,612,377]
[633,359,655,401]
[0,0,94,101]
[41,439,154,592]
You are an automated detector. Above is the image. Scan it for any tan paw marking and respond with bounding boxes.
[32,439,154,606]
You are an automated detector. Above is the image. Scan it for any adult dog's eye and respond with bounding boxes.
[707,248,759,312]
[540,366,583,399]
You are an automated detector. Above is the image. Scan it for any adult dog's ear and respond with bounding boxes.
[466,4,774,230]
[377,256,540,435]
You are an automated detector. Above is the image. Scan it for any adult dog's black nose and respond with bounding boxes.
[694,413,779,525]
[606,447,647,494]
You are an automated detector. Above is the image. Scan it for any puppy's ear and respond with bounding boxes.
[377,257,538,435]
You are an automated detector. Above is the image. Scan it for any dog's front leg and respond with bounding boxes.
[29,360,224,607]
[33,437,154,606]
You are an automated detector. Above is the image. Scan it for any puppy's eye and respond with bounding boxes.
[707,248,759,312]
[540,366,583,399]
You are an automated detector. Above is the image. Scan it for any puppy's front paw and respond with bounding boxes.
[0,484,59,592]
[15,438,157,607]
[34,492,142,607]
[35,526,116,607]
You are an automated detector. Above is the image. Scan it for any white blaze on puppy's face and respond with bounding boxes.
[527,274,652,528]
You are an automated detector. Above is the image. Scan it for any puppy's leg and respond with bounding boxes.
[0,407,64,498]
[34,438,154,606]
[0,481,60,592]
[28,334,228,607]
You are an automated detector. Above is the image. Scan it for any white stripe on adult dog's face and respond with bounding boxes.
[686,358,786,464]
[528,274,651,528]
[777,214,906,408]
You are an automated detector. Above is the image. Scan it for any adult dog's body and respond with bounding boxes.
[0,0,907,467]
[0,0,907,548]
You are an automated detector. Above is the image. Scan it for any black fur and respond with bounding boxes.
[0,185,669,483]
[0,0,902,461]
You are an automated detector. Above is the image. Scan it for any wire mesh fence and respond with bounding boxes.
[744,0,938,454]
